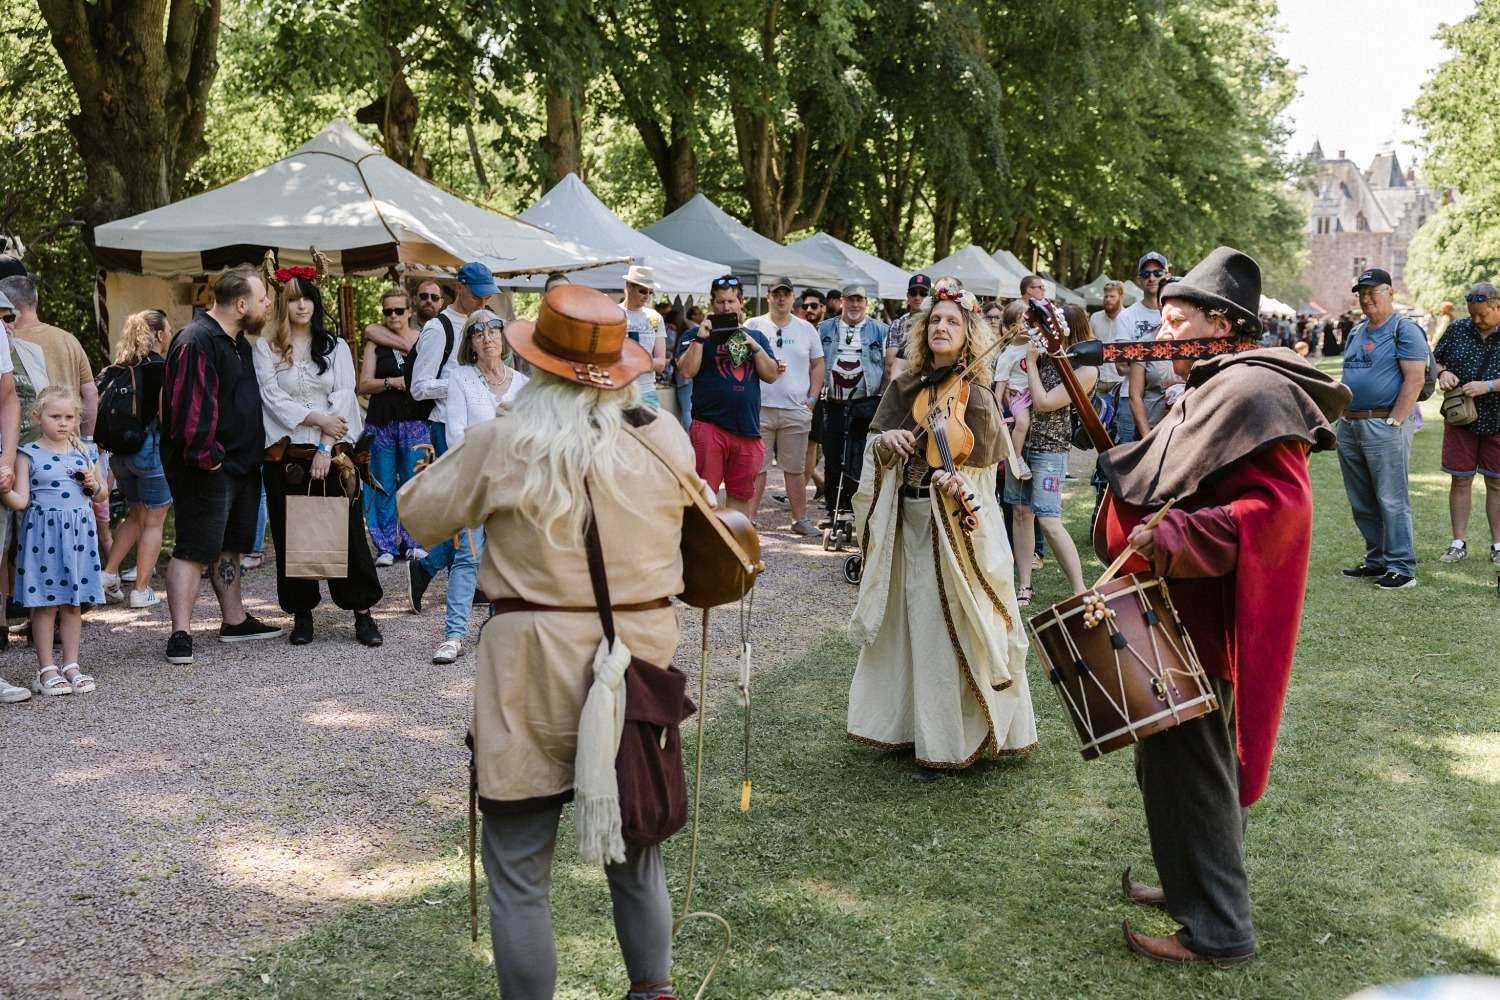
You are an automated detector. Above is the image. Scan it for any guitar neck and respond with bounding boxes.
[1028,300,1114,452]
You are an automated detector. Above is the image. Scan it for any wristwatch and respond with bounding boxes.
[1385,417,1401,427]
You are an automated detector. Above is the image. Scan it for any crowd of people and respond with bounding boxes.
[2,239,1495,994]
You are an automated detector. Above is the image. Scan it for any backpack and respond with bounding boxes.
[94,364,147,455]
[1392,317,1437,401]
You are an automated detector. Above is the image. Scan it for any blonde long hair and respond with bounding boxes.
[902,297,997,379]
[503,370,643,548]
[115,310,168,367]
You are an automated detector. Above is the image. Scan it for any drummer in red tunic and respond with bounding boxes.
[1093,247,1351,966]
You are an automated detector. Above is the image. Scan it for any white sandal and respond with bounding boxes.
[33,666,72,696]
[60,664,95,694]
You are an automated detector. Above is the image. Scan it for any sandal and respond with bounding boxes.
[1016,586,1032,608]
[61,664,95,694]
[33,666,72,697]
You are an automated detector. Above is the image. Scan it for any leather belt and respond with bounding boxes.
[1343,408,1393,419]
[491,597,673,615]
[901,485,931,499]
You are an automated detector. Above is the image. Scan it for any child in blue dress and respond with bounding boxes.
[2,386,105,695]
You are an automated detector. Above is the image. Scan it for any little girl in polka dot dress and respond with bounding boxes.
[2,386,105,696]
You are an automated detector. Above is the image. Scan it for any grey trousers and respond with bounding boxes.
[1134,676,1256,956]
[480,803,674,999]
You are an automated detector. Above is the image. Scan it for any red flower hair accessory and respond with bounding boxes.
[275,265,317,284]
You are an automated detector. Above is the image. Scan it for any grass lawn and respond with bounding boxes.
[182,389,1500,1000]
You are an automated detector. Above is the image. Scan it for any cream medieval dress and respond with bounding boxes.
[846,376,1037,768]
[398,408,701,811]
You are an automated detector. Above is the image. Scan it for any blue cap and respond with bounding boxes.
[1138,251,1169,271]
[457,261,498,297]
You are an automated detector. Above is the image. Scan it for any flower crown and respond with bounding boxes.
[275,265,317,284]
[921,280,980,314]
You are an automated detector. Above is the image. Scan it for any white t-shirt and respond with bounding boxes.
[1090,309,1125,385]
[0,327,13,377]
[1113,302,1161,398]
[745,313,818,409]
[993,343,1031,393]
[410,306,469,423]
[624,306,663,394]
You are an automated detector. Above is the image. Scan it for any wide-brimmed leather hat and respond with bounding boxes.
[507,285,652,390]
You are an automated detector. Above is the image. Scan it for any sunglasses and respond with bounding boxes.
[1466,293,1496,303]
[469,320,506,339]
[1139,268,1166,278]
[0,313,12,324]
[382,307,407,316]
[711,276,743,290]
[416,292,443,302]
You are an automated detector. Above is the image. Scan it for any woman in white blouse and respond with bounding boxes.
[421,309,528,666]
[253,273,384,648]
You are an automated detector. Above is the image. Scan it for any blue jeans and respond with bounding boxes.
[1115,399,1137,444]
[253,484,267,553]
[675,382,693,433]
[417,422,482,638]
[1337,416,1417,576]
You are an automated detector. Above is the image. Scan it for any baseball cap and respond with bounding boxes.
[0,290,13,310]
[0,255,26,281]
[457,261,498,297]
[908,273,933,293]
[1351,268,1392,292]
[842,283,869,299]
[768,276,795,293]
[1138,251,1169,271]
[826,288,843,299]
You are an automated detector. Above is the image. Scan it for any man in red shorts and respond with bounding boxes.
[1434,282,1500,569]
[676,275,780,515]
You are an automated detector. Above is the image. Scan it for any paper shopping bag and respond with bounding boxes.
[284,486,350,579]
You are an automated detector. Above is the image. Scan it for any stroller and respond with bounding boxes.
[821,395,880,585]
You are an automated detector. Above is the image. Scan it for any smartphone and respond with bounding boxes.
[708,311,740,344]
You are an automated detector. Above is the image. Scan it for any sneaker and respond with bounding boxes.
[1439,542,1468,563]
[165,630,194,664]
[408,559,434,614]
[1492,545,1500,568]
[790,517,816,536]
[240,552,264,572]
[121,566,137,583]
[1342,563,1384,578]
[219,614,284,642]
[101,571,125,604]
[770,493,790,507]
[432,638,462,664]
[408,547,428,561]
[354,611,383,647]
[127,587,162,609]
[0,678,31,703]
[1376,572,1417,590]
[375,552,396,568]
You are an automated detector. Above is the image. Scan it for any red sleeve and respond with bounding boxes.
[165,340,223,471]
[1151,506,1239,578]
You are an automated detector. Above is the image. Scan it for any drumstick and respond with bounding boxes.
[1092,498,1177,590]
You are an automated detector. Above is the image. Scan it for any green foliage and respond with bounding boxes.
[1406,200,1500,308]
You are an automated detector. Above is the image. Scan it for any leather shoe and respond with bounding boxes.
[1122,866,1166,907]
[288,612,314,646]
[1122,921,1255,968]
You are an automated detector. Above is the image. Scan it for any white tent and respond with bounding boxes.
[924,244,1023,298]
[1073,274,1144,308]
[1260,295,1296,318]
[509,173,728,296]
[787,233,912,300]
[987,249,1083,304]
[95,120,619,281]
[641,194,840,294]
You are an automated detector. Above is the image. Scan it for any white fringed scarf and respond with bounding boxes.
[574,635,632,866]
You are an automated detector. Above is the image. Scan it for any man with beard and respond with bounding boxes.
[363,278,444,350]
[161,269,285,664]
[1094,247,1351,966]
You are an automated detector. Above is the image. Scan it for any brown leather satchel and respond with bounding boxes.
[583,485,695,848]
[625,424,763,608]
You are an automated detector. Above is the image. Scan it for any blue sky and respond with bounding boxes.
[1276,0,1476,171]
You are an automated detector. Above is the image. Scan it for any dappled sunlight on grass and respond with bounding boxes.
[1443,857,1500,954]
[1435,733,1500,785]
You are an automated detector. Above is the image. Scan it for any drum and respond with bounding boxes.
[1028,573,1218,760]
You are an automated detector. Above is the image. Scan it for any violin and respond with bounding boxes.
[910,364,982,533]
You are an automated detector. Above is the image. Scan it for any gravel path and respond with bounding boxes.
[0,489,856,999]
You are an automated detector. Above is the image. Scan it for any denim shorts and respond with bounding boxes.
[164,466,260,564]
[110,428,173,509]
[1003,451,1068,518]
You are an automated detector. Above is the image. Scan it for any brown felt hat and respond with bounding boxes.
[507,285,652,390]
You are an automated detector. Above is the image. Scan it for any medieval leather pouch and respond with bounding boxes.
[583,484,695,848]
[1442,388,1478,426]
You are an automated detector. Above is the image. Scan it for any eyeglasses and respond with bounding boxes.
[416,292,443,302]
[1466,293,1496,303]
[469,320,506,339]
[382,307,407,316]
[1139,269,1166,279]
[0,313,12,324]
[711,276,743,290]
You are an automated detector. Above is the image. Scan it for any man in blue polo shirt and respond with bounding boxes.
[1337,268,1429,589]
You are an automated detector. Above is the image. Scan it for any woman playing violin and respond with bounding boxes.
[845,282,1038,782]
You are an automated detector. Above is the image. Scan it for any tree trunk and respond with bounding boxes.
[932,190,958,261]
[36,0,222,229]
[540,79,584,183]
[630,112,698,214]
[356,50,429,179]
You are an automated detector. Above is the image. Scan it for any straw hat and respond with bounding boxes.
[507,285,651,390]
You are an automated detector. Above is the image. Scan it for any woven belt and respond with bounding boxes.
[1343,408,1393,420]
[490,597,673,615]
[901,485,931,499]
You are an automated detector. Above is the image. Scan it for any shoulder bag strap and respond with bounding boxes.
[622,422,756,573]
[581,481,616,644]
[437,314,457,372]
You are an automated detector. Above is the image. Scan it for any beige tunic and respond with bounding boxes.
[398,411,698,808]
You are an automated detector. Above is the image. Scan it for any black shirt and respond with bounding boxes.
[1434,317,1500,436]
[365,344,431,425]
[161,314,264,476]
